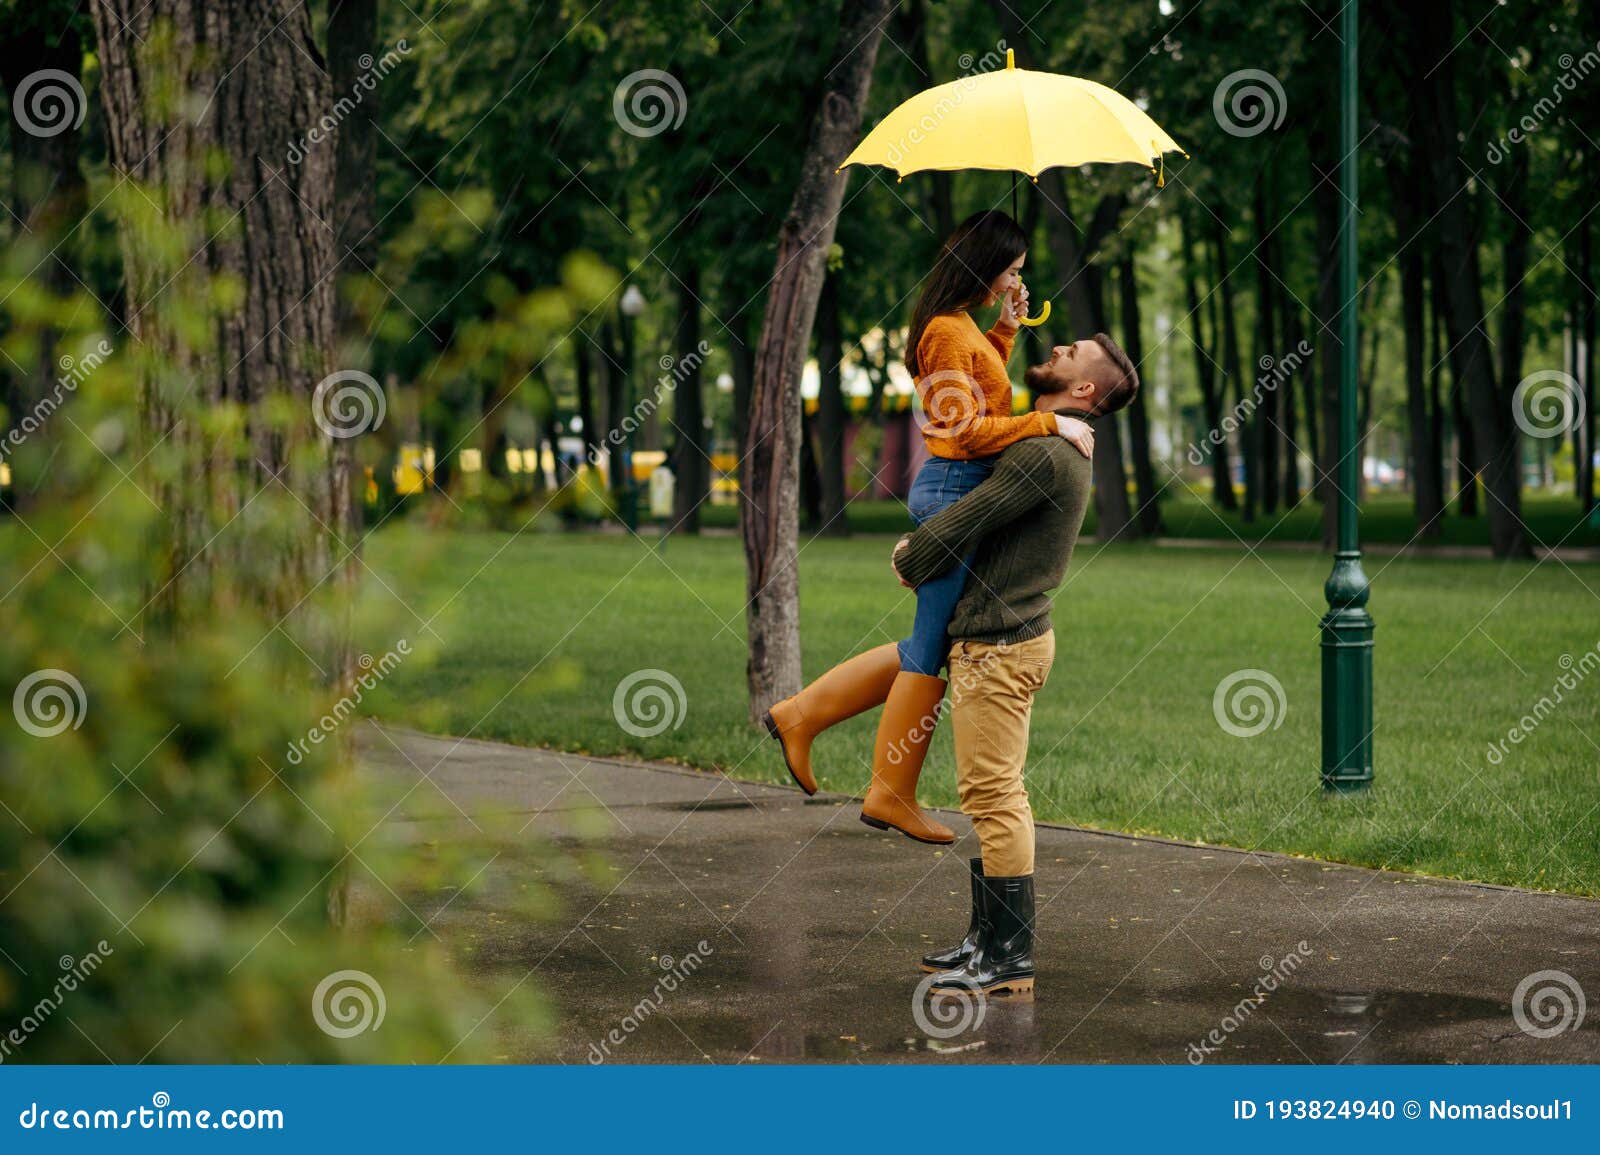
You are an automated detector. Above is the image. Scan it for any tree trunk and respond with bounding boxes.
[670,264,708,532]
[1426,271,1446,518]
[814,269,849,534]
[730,312,755,497]
[1214,220,1253,524]
[1356,276,1384,501]
[1311,121,1343,546]
[1118,252,1163,535]
[1180,204,1236,509]
[899,0,953,239]
[1410,0,1528,557]
[1498,142,1531,405]
[1433,252,1477,516]
[742,0,891,720]
[1253,180,1279,515]
[1088,255,1139,540]
[95,0,346,631]
[575,334,598,471]
[1394,162,1443,537]
[1281,305,1304,505]
[598,319,625,495]
[328,0,379,529]
[1581,150,1598,515]
[0,18,88,513]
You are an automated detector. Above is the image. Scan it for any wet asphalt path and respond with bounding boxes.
[359,724,1600,1064]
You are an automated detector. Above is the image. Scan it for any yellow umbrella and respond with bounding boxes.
[841,49,1186,325]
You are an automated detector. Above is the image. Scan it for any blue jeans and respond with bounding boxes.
[899,456,995,676]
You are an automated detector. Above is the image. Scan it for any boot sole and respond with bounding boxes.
[860,814,954,845]
[919,961,970,973]
[930,975,1035,996]
[761,710,817,796]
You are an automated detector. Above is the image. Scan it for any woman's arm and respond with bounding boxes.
[984,322,1017,362]
[933,409,1059,458]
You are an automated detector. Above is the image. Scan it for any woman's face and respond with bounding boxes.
[983,252,1026,306]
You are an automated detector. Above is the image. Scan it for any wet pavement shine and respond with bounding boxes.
[359,724,1600,1065]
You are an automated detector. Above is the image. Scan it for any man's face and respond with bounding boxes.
[1034,339,1113,398]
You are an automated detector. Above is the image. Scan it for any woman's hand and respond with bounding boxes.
[997,280,1029,331]
[1055,414,1095,458]
[891,536,912,587]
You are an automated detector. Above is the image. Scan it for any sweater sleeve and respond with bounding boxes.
[936,408,1058,458]
[895,443,1059,588]
[984,322,1018,362]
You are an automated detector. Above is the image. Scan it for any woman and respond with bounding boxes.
[763,211,1093,844]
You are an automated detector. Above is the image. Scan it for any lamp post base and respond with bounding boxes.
[1320,550,1374,793]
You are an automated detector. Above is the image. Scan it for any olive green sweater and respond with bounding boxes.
[895,432,1094,645]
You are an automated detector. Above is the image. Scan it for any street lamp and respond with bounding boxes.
[617,284,647,531]
[1320,0,1374,792]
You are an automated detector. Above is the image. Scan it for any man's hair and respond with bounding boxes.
[1022,333,1141,417]
[1087,332,1140,416]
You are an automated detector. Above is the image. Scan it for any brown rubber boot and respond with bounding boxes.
[860,671,955,844]
[761,643,901,795]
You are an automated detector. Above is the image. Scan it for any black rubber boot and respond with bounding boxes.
[921,858,985,972]
[930,873,1034,995]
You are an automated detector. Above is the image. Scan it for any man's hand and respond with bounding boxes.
[891,536,912,587]
[1053,414,1095,458]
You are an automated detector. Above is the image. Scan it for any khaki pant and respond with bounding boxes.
[947,630,1055,877]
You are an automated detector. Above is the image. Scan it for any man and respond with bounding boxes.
[891,332,1140,997]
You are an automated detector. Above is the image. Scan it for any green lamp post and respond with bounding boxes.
[1320,0,1374,792]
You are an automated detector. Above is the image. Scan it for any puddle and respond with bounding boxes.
[652,798,763,812]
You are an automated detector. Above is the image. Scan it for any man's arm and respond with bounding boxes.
[893,441,1062,588]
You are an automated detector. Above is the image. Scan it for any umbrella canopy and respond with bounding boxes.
[841,50,1185,181]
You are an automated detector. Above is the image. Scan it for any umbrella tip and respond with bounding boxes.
[1006,48,1015,69]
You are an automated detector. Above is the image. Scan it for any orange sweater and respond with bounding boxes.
[915,312,1056,459]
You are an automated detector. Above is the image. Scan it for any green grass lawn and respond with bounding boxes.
[362,521,1600,896]
[699,490,1600,549]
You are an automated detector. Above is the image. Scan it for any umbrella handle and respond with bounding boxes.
[1017,300,1052,328]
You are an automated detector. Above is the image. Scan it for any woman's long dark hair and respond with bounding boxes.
[904,210,1028,376]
